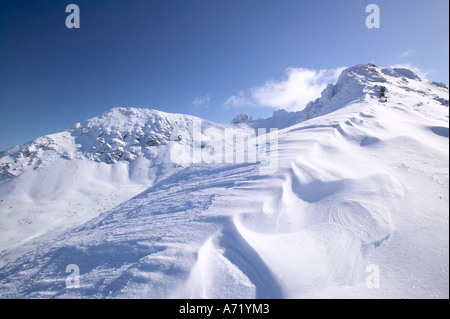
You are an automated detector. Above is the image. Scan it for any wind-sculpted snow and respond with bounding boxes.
[0,108,233,262]
[0,64,448,298]
[0,163,261,298]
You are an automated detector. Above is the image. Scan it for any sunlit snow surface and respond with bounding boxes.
[0,64,448,298]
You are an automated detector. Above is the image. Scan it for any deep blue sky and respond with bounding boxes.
[0,0,448,151]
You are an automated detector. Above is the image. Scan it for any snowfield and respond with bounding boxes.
[0,64,448,298]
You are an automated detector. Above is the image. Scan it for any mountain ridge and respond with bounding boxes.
[248,63,448,129]
[0,63,448,298]
[1,64,448,175]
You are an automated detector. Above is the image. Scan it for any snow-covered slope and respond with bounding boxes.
[251,64,449,129]
[0,64,448,298]
[0,108,226,265]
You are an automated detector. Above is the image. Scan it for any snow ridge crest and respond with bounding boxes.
[249,63,448,130]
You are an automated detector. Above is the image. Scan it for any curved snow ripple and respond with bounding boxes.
[176,220,283,299]
[175,115,404,298]
[234,217,362,297]
[429,126,449,138]
[203,115,405,297]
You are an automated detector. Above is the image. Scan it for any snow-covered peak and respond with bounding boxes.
[248,63,448,130]
[0,107,214,180]
[0,107,221,255]
[338,63,387,84]
[302,64,390,116]
[333,63,423,90]
[70,107,203,164]
[306,63,448,113]
[80,107,190,131]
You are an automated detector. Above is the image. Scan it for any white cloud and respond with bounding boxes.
[224,67,345,112]
[191,94,210,109]
[400,50,414,58]
[224,91,251,108]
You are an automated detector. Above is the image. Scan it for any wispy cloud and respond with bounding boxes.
[191,94,210,109]
[400,50,414,59]
[224,67,345,112]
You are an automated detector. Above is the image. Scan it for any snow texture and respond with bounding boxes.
[0,64,448,299]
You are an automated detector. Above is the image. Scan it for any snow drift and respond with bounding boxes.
[0,64,448,298]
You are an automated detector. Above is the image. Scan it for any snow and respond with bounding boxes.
[0,64,448,298]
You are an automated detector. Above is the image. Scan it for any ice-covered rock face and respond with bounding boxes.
[324,64,415,103]
[0,107,206,179]
[231,113,249,124]
[296,64,390,121]
[335,64,422,88]
[313,63,447,106]
[72,107,178,164]
[339,63,388,84]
